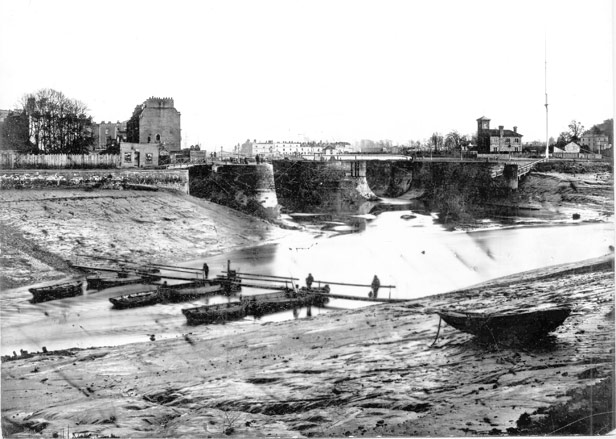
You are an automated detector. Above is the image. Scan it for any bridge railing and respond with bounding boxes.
[492,157,547,179]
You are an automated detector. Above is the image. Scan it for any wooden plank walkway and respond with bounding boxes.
[312,292,407,303]
[492,158,547,179]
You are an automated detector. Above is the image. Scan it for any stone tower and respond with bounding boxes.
[126,97,181,152]
[476,116,491,153]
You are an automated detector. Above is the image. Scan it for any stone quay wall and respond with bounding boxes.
[273,160,377,213]
[189,163,279,219]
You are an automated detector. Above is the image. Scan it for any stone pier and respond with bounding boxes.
[272,159,377,212]
[188,163,279,218]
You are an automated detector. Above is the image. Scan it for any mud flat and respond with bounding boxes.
[427,160,613,228]
[503,161,613,223]
[2,255,613,437]
[0,189,298,289]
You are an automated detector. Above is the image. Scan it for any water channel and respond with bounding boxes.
[1,201,613,356]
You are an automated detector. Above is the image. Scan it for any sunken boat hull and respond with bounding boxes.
[436,304,572,341]
[29,281,84,303]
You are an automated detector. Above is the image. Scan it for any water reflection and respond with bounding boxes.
[2,201,613,355]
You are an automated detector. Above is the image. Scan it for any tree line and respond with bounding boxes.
[554,118,613,151]
[1,88,94,154]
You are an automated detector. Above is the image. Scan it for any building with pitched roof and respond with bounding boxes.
[564,141,581,153]
[476,116,523,153]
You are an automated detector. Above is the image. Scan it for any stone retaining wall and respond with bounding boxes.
[188,164,279,218]
[273,160,377,213]
[0,169,189,193]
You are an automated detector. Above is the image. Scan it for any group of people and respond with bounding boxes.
[200,265,381,298]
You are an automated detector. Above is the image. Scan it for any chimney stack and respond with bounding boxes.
[513,126,517,133]
[499,125,504,137]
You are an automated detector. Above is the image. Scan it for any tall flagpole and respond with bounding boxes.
[545,34,549,160]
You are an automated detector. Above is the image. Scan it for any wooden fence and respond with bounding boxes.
[551,152,603,160]
[0,153,121,169]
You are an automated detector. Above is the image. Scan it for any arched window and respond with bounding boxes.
[147,136,151,143]
[156,134,161,142]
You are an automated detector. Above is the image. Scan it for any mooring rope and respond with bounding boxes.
[430,316,442,347]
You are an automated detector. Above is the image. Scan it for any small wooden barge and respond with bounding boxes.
[242,286,330,317]
[182,302,247,325]
[109,280,228,309]
[86,274,151,290]
[181,285,331,325]
[109,290,161,309]
[433,303,572,342]
[159,283,224,302]
[29,281,84,303]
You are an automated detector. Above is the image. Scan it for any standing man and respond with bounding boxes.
[370,275,381,299]
[306,273,314,289]
[203,262,209,280]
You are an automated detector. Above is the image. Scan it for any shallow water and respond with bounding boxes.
[1,202,613,356]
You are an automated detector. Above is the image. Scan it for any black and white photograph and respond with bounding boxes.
[0,0,614,437]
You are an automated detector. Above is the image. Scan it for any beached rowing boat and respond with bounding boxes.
[433,303,572,342]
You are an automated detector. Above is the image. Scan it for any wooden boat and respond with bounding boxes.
[159,283,224,302]
[242,285,330,317]
[29,281,84,303]
[109,290,161,309]
[434,303,572,342]
[182,302,247,325]
[86,274,150,290]
[181,285,331,325]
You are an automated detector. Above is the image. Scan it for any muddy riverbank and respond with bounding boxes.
[1,163,614,437]
[429,160,613,227]
[2,255,613,437]
[0,189,300,290]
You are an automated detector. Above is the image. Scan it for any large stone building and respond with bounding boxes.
[476,116,523,153]
[580,132,610,152]
[126,97,181,152]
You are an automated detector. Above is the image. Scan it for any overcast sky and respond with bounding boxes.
[0,0,613,149]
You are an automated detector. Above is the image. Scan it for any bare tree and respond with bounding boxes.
[19,88,94,153]
[430,132,443,153]
[567,120,585,143]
